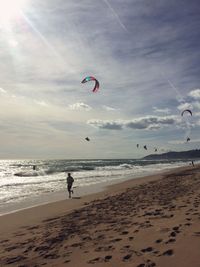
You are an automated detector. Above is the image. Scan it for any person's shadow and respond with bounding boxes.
[72,197,81,199]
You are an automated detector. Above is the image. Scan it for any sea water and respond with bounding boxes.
[0,158,192,215]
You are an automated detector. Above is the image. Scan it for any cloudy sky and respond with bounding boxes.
[0,0,199,159]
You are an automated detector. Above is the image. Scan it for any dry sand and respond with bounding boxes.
[0,165,200,267]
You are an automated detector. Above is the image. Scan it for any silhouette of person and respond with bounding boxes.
[192,161,195,167]
[66,173,74,198]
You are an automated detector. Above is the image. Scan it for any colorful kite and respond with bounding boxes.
[81,76,100,93]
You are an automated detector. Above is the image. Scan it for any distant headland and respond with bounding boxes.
[143,149,200,160]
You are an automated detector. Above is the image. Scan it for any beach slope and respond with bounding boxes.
[1,165,200,266]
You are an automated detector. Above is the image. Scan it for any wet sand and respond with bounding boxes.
[0,165,200,266]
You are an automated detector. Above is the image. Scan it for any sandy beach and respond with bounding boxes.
[0,165,200,267]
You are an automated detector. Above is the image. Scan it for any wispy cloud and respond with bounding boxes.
[88,115,179,131]
[0,88,7,94]
[34,100,48,107]
[177,102,193,111]
[88,119,123,130]
[69,102,92,111]
[188,89,200,100]
[102,105,117,111]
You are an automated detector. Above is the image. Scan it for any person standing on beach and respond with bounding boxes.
[192,161,195,167]
[66,173,74,198]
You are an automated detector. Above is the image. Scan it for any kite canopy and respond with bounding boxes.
[181,109,192,116]
[81,76,100,92]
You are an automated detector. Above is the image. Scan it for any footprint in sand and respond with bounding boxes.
[26,225,40,230]
[162,249,174,256]
[15,232,26,237]
[141,247,154,253]
[122,254,132,261]
[43,253,60,259]
[64,259,71,263]
[124,245,130,248]
[95,245,114,252]
[165,238,176,244]
[5,256,27,265]
[169,231,177,237]
[193,232,200,236]
[23,245,35,253]
[5,245,19,252]
[137,261,156,267]
[121,231,129,235]
[70,242,83,248]
[88,257,103,264]
[82,236,92,241]
[172,226,180,231]
[155,239,162,244]
[104,255,112,262]
[111,238,122,242]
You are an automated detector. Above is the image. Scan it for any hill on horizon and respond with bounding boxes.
[143,149,200,160]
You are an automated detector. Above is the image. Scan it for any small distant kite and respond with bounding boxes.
[143,145,147,150]
[137,144,139,148]
[81,76,100,93]
[186,137,190,142]
[85,137,90,142]
[181,109,192,116]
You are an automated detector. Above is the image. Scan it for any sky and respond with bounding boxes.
[0,0,199,159]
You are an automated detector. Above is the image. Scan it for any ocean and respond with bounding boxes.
[0,158,193,215]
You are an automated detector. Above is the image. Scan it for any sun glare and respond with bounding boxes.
[0,0,27,26]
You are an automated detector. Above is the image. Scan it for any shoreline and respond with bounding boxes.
[0,162,190,216]
[0,164,193,234]
[0,170,162,235]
